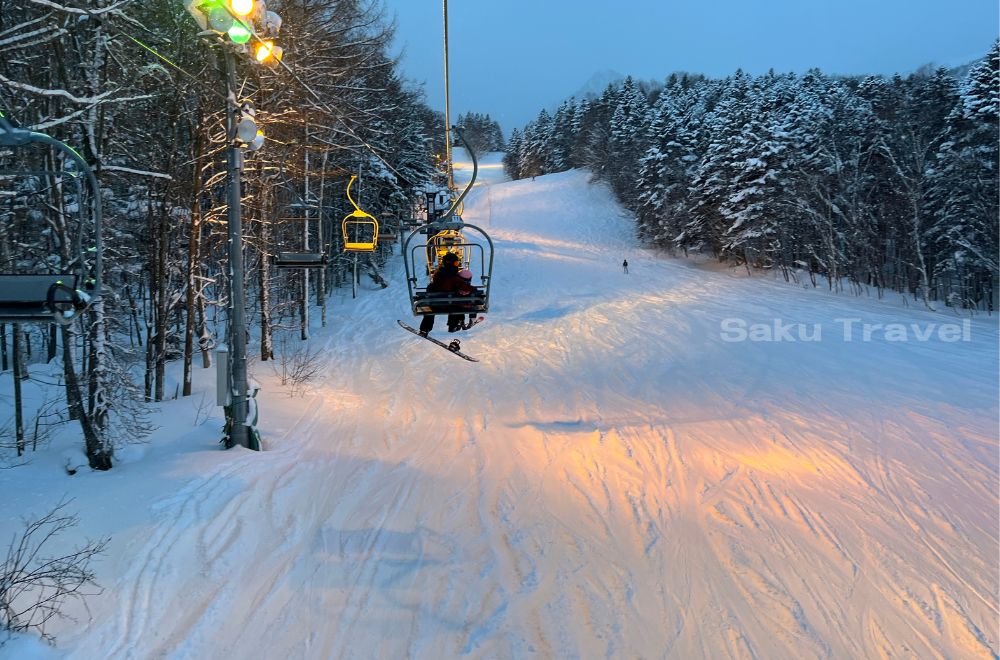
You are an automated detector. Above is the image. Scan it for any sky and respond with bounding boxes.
[381,0,999,135]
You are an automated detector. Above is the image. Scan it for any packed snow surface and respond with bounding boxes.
[1,153,997,659]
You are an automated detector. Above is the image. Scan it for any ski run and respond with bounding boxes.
[1,153,997,659]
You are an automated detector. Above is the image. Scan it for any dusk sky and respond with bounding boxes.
[381,0,999,135]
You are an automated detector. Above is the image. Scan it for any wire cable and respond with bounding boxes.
[19,2,418,187]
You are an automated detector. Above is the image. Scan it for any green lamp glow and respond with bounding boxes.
[228,22,252,43]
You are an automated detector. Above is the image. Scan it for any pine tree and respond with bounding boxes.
[519,109,554,178]
[927,43,999,308]
[719,74,797,266]
[686,70,753,254]
[549,99,577,172]
[607,76,650,206]
[503,128,523,179]
[636,81,699,248]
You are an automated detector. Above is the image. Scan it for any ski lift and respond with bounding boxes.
[341,175,379,252]
[424,188,456,223]
[272,211,327,269]
[272,168,328,269]
[402,128,493,317]
[425,228,468,275]
[272,251,327,269]
[0,115,101,325]
[376,217,399,243]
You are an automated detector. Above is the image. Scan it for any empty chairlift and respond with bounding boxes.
[0,115,101,324]
[341,175,379,252]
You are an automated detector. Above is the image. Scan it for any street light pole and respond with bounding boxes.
[184,0,283,450]
[223,47,250,449]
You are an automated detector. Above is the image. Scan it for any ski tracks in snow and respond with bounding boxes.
[73,162,997,658]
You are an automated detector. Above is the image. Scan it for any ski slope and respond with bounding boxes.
[2,154,997,659]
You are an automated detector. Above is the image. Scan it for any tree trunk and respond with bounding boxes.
[183,125,206,396]
[316,150,329,325]
[259,183,273,361]
[154,197,169,402]
[0,324,8,372]
[259,254,273,361]
[61,326,83,421]
[301,135,311,341]
[12,323,25,456]
[47,325,57,363]
[910,201,934,310]
[197,286,212,368]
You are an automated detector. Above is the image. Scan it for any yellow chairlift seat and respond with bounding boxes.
[341,175,379,252]
[426,228,469,274]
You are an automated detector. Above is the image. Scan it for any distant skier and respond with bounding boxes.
[622,259,629,274]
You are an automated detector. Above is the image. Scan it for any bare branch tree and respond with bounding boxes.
[0,500,108,644]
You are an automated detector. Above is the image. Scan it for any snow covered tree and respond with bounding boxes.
[455,112,505,154]
[573,86,617,175]
[927,43,999,309]
[549,99,577,173]
[635,81,701,248]
[607,76,650,207]
[504,49,995,309]
[685,70,754,254]
[519,109,553,178]
[716,73,798,266]
[503,128,523,179]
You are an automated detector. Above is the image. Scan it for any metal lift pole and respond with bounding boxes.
[224,48,250,449]
[442,0,454,191]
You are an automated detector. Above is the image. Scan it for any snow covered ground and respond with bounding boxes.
[1,153,997,658]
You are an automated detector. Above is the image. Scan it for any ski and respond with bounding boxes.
[398,320,479,362]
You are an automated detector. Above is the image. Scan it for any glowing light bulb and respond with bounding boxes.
[228,22,252,43]
[229,0,254,16]
[255,41,274,62]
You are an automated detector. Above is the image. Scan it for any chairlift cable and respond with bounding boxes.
[57,3,415,187]
[116,33,229,104]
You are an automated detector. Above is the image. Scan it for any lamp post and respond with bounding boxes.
[185,0,282,449]
[223,48,250,449]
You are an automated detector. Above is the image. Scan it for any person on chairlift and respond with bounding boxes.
[448,268,481,332]
[418,252,464,336]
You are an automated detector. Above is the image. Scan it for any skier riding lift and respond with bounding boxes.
[418,253,481,336]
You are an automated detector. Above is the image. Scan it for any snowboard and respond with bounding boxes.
[397,320,479,362]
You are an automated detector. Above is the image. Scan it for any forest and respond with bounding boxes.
[1,2,998,472]
[504,45,999,311]
[1,1,443,467]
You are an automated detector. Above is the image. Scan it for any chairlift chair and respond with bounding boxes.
[341,175,379,252]
[402,128,493,317]
[0,115,101,324]
[404,220,493,316]
[272,251,327,269]
[425,228,469,275]
[271,214,327,268]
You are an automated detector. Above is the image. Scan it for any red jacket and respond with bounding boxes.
[428,263,464,293]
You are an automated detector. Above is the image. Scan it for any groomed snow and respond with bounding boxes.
[1,153,997,658]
